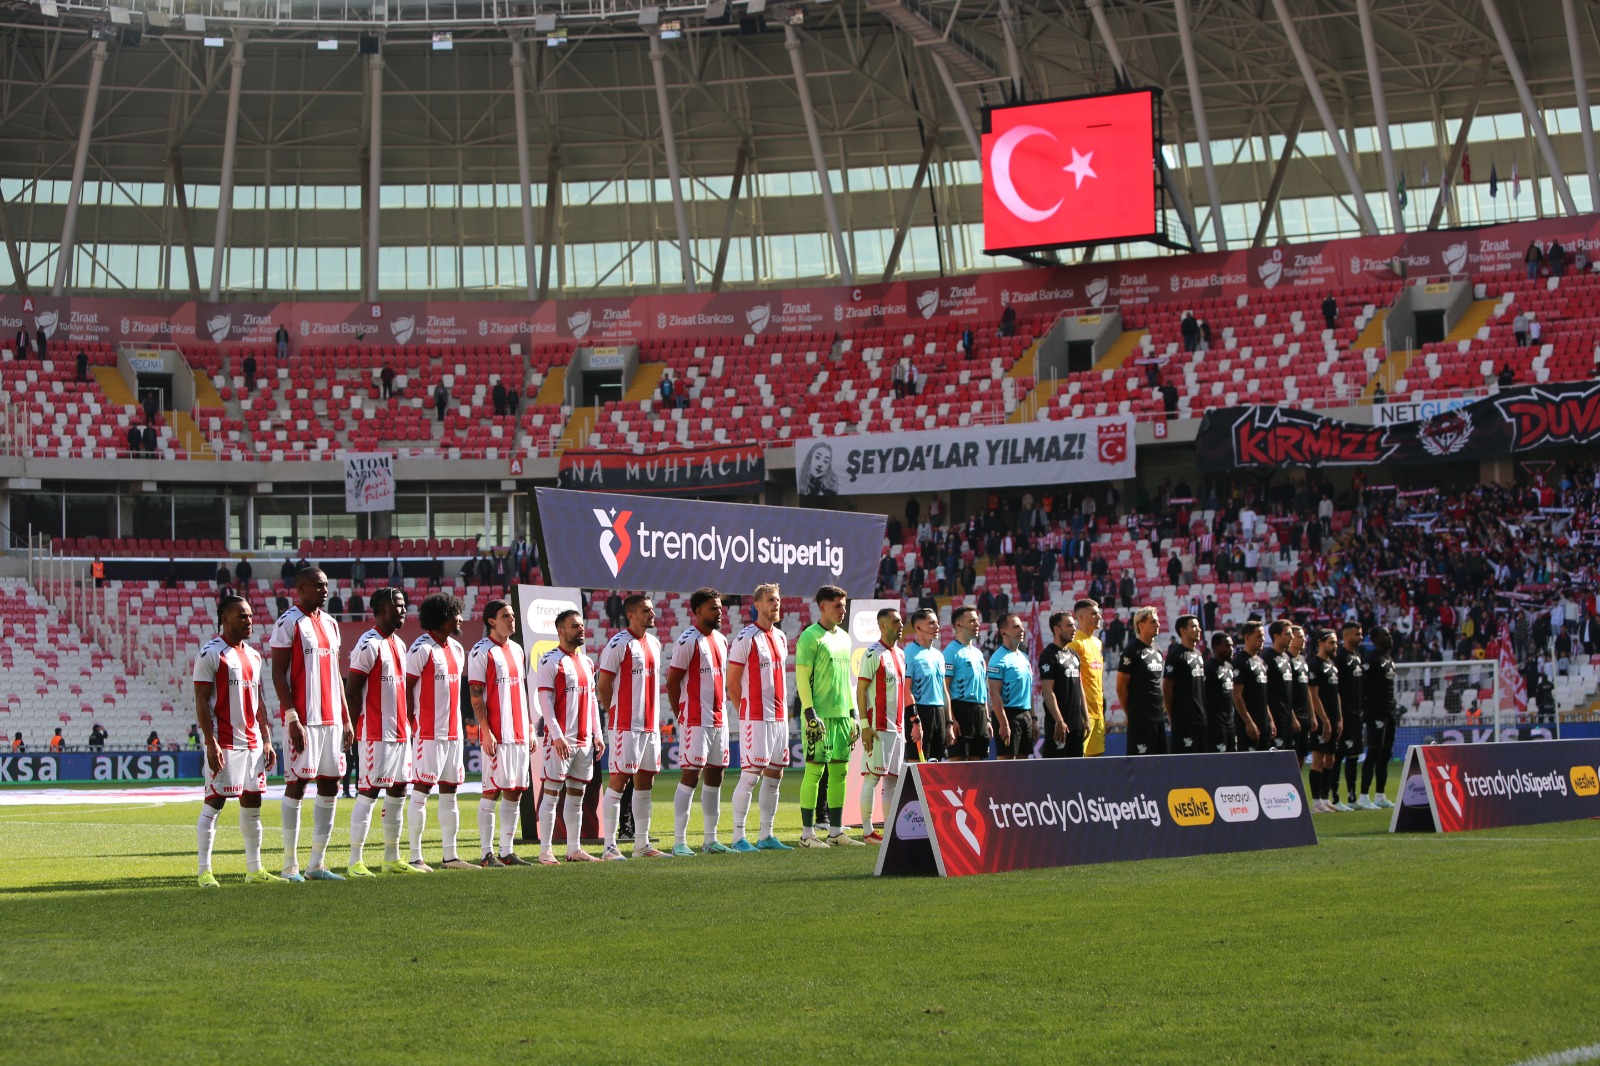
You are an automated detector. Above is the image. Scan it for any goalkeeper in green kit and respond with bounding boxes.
[795,584,864,848]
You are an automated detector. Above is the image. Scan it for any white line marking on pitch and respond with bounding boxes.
[1510,1042,1600,1066]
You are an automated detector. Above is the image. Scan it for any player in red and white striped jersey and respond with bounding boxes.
[343,589,425,878]
[726,583,792,852]
[468,599,534,867]
[532,608,605,865]
[270,567,353,882]
[596,593,668,860]
[666,587,732,856]
[192,596,283,886]
[404,593,478,871]
[856,607,908,843]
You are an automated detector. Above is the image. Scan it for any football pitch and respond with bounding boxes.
[1,774,1596,1066]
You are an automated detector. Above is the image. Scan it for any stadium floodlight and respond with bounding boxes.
[704,0,726,18]
[431,30,453,50]
[746,0,766,12]
[317,37,338,49]
[203,35,225,47]
[88,19,111,39]
[638,5,660,26]
[183,12,204,30]
[38,0,59,16]
[659,18,681,39]
[783,5,803,24]
[534,12,556,30]
[107,5,131,24]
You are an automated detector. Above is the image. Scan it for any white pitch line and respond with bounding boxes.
[1510,1043,1600,1066]
[0,783,486,807]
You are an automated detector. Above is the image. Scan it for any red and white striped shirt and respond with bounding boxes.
[534,646,599,744]
[597,629,663,732]
[858,640,907,732]
[192,636,264,750]
[468,636,528,744]
[270,606,342,726]
[728,622,788,723]
[406,633,464,741]
[669,625,728,729]
[350,628,409,743]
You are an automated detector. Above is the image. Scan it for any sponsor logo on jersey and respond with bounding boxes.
[1167,788,1215,826]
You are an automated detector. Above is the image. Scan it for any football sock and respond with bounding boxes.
[1310,768,1324,801]
[1360,759,1375,797]
[438,793,460,861]
[280,796,302,873]
[309,794,336,869]
[408,790,429,862]
[1343,759,1358,800]
[239,807,263,872]
[538,792,559,852]
[602,787,623,850]
[860,774,877,833]
[817,764,834,825]
[757,775,780,839]
[732,770,759,838]
[631,787,653,851]
[827,806,845,835]
[1375,757,1389,796]
[381,796,403,863]
[701,781,722,845]
[478,797,496,857]
[673,783,695,847]
[348,794,376,865]
[563,792,584,852]
[196,805,219,874]
[799,762,823,827]
[498,798,519,856]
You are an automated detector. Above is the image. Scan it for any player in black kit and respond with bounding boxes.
[1117,607,1167,755]
[1357,625,1398,810]
[1163,614,1208,753]
[1038,612,1088,758]
[1289,625,1315,766]
[1204,632,1237,752]
[1259,619,1298,751]
[1231,622,1272,751]
[1307,629,1343,812]
[1332,621,1365,809]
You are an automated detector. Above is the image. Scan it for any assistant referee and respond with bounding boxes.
[943,606,989,760]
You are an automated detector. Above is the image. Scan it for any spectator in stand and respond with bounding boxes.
[387,556,404,583]
[1513,311,1529,347]
[1160,382,1179,416]
[35,324,48,361]
[75,349,88,382]
[1167,551,1184,586]
[327,588,345,620]
[1372,382,1387,403]
[88,723,107,750]
[281,557,296,586]
[275,323,290,360]
[235,556,252,587]
[507,388,520,417]
[146,730,161,751]
[976,588,995,624]
[433,381,449,422]
[1528,316,1542,349]
[186,723,201,749]
[163,559,178,589]
[1180,311,1200,353]
[1202,596,1219,632]
[13,326,28,357]
[493,378,508,417]
[142,389,159,425]
[1199,320,1213,353]
[459,555,478,586]
[605,591,624,629]
[1549,241,1567,277]
[347,589,365,620]
[1322,295,1339,330]
[659,372,675,409]
[1118,571,1136,610]
[1498,362,1516,388]
[961,326,975,360]
[381,365,395,399]
[215,562,231,589]
[242,352,257,391]
[275,592,290,617]
[50,727,64,751]
[125,424,142,457]
[475,553,493,587]
[1525,240,1543,279]
[142,424,158,456]
[13,732,25,751]
[1243,541,1261,581]
[349,558,366,586]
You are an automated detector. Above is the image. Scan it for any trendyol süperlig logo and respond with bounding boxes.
[938,787,986,857]
[592,507,633,579]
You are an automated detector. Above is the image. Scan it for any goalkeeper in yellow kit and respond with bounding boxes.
[794,585,861,848]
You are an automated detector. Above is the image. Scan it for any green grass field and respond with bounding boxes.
[1,774,1596,1065]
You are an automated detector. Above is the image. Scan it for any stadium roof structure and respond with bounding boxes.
[1,0,1597,299]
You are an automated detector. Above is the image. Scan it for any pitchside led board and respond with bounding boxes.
[1390,738,1600,834]
[514,584,601,845]
[876,751,1317,878]
[982,89,1161,255]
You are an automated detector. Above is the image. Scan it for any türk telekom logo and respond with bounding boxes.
[592,507,633,579]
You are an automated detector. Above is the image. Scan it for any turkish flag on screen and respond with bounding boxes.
[982,91,1158,253]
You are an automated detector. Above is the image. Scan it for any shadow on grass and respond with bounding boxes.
[0,874,202,895]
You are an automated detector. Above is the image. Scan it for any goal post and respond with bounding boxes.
[1391,658,1559,759]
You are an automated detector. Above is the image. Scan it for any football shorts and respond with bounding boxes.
[358,739,413,791]
[414,737,465,787]
[681,723,729,770]
[484,738,532,793]
[741,718,791,770]
[802,716,855,764]
[865,728,906,778]
[287,722,346,782]
[1084,712,1107,757]
[541,736,597,784]
[608,728,662,776]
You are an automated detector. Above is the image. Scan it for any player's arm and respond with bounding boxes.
[1161,673,1174,726]
[537,682,570,759]
[345,669,367,731]
[193,678,221,775]
[1040,674,1066,745]
[855,674,874,751]
[1309,684,1330,741]
[338,645,355,747]
[665,665,686,722]
[255,683,277,771]
[469,682,496,757]
[723,660,745,721]
[1232,682,1260,741]
[1115,667,1131,719]
[793,631,816,720]
[942,654,961,740]
[986,676,1011,745]
[270,645,305,754]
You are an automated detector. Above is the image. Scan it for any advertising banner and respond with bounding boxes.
[536,487,885,596]
[0,751,204,783]
[797,416,1135,496]
[1195,383,1600,471]
[557,444,765,496]
[1389,739,1600,834]
[343,452,396,513]
[513,583,600,845]
[875,751,1316,877]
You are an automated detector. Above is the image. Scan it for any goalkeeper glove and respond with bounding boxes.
[803,714,824,748]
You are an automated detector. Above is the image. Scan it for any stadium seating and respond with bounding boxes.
[1,348,192,459]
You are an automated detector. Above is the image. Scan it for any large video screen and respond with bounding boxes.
[982,90,1160,255]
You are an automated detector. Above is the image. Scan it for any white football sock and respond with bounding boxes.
[602,787,623,850]
[280,796,302,874]
[498,797,520,856]
[438,792,460,862]
[478,797,496,859]
[239,806,263,872]
[758,775,781,839]
[732,770,759,838]
[348,794,376,865]
[197,805,219,874]
[701,781,722,846]
[408,790,429,862]
[860,775,877,834]
[563,791,584,853]
[631,788,653,851]
[309,794,336,869]
[538,792,559,853]
[382,796,403,863]
[673,783,695,847]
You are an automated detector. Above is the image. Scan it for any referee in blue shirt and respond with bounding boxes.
[987,612,1034,759]
[905,608,951,761]
[943,606,990,760]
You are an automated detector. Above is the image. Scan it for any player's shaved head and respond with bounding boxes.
[295,566,325,589]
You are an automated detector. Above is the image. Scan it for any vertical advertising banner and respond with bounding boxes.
[343,452,396,513]
[514,584,599,844]
[1390,739,1600,834]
